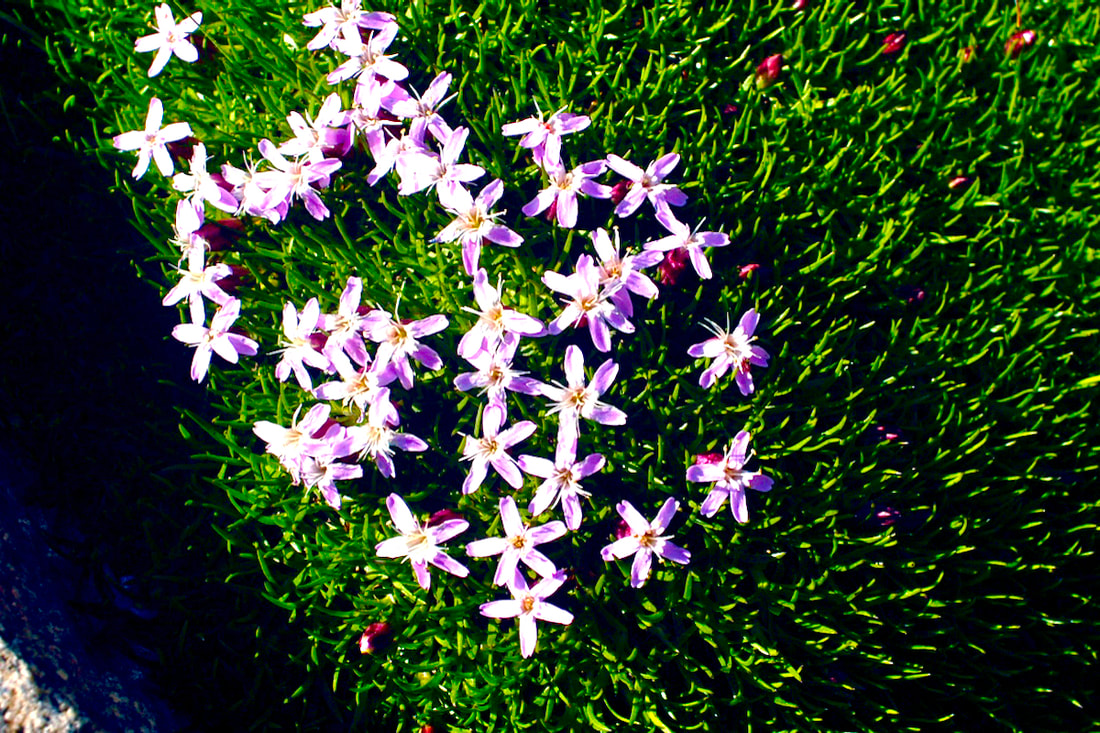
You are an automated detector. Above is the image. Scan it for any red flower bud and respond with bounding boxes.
[614,518,632,540]
[738,263,760,280]
[948,176,971,190]
[755,54,783,89]
[882,32,906,55]
[793,0,808,9]
[426,509,464,528]
[358,622,392,654]
[656,247,690,286]
[959,45,977,64]
[1005,29,1036,58]
[609,179,631,206]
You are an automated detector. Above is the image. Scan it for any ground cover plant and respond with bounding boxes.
[6,0,1100,729]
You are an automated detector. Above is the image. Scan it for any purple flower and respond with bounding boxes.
[686,431,773,523]
[319,276,381,365]
[254,139,342,221]
[460,403,537,494]
[433,180,524,276]
[521,159,611,228]
[277,94,352,164]
[252,403,334,484]
[396,126,484,208]
[453,333,542,406]
[457,269,544,359]
[303,1,395,52]
[161,245,232,325]
[479,570,573,658]
[543,254,634,352]
[346,77,402,159]
[600,498,690,587]
[590,228,662,318]
[367,308,448,390]
[384,71,456,145]
[112,97,192,179]
[274,298,333,391]
[171,298,258,382]
[313,347,397,418]
[644,209,729,280]
[605,153,688,218]
[172,143,240,214]
[300,453,362,510]
[375,493,469,590]
[518,437,606,530]
[501,106,590,168]
[687,309,770,394]
[466,496,566,585]
[134,3,201,77]
[345,390,428,477]
[536,344,626,447]
[328,25,408,86]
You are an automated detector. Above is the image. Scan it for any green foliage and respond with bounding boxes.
[8,0,1099,729]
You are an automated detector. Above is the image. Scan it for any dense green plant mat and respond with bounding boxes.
[6,0,1099,729]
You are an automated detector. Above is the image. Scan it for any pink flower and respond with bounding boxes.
[328,25,408,86]
[543,254,634,352]
[453,333,543,406]
[460,403,537,494]
[466,496,566,585]
[172,143,240,214]
[433,180,524,276]
[303,1,395,52]
[501,106,591,168]
[384,71,456,145]
[479,570,573,658]
[254,139,342,221]
[277,94,352,164]
[457,269,544,359]
[600,498,690,587]
[396,126,485,208]
[274,298,333,391]
[591,228,662,318]
[171,298,258,382]
[134,3,201,77]
[345,390,428,477]
[644,209,729,280]
[1005,29,1036,58]
[112,97,192,179]
[252,403,334,484]
[536,345,626,447]
[161,244,232,324]
[521,159,611,229]
[375,494,469,590]
[605,153,688,218]
[687,309,770,394]
[518,437,606,530]
[686,431,773,523]
[367,308,449,390]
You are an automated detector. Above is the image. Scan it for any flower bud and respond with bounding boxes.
[609,179,631,206]
[738,263,760,280]
[755,54,783,89]
[358,622,392,654]
[882,32,906,55]
[656,247,690,285]
[1005,29,1036,58]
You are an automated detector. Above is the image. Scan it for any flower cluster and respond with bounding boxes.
[110,0,780,661]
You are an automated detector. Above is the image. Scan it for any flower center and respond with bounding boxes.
[520,595,536,613]
[563,386,589,410]
[637,530,657,549]
[511,534,527,550]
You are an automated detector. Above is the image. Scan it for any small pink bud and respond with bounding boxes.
[657,247,690,286]
[614,518,632,540]
[425,509,463,528]
[959,45,977,64]
[948,176,971,190]
[882,32,907,55]
[738,263,760,280]
[793,0,808,9]
[609,179,630,206]
[545,199,558,222]
[721,103,739,116]
[694,452,724,466]
[755,54,783,89]
[1005,29,1036,58]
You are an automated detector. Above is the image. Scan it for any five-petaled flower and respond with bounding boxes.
[600,498,690,587]
[688,309,770,394]
[502,106,591,168]
[518,435,606,530]
[536,344,626,447]
[605,152,688,217]
[686,431,774,523]
[644,209,729,280]
[112,97,192,179]
[134,3,202,77]
[466,496,566,585]
[171,298,258,383]
[460,403,536,495]
[479,570,573,658]
[375,493,469,590]
[433,180,523,276]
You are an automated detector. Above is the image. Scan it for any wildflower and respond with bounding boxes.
[171,198,204,256]
[221,156,283,222]
[274,298,333,391]
[590,228,661,318]
[300,452,362,510]
[1005,30,1036,58]
[346,390,428,477]
[453,333,542,406]
[172,143,240,213]
[161,244,232,324]
[277,94,352,163]
[479,570,573,658]
[319,276,382,365]
[385,71,456,145]
[254,139,342,221]
[396,126,485,208]
[543,254,633,353]
[313,347,397,420]
[328,25,408,86]
[600,498,690,587]
[882,32,907,55]
[501,106,590,168]
[755,54,783,89]
[518,436,606,530]
[536,345,626,447]
[367,307,449,390]
[457,269,544,359]
[460,403,537,495]
[466,496,566,585]
[112,97,192,179]
[686,431,773,523]
[688,309,770,394]
[303,1,396,52]
[520,159,611,229]
[605,153,688,218]
[358,621,393,654]
[644,209,729,280]
[347,77,402,159]
[375,493,469,590]
[171,298,257,382]
[252,403,334,483]
[134,3,201,77]
[433,180,524,276]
